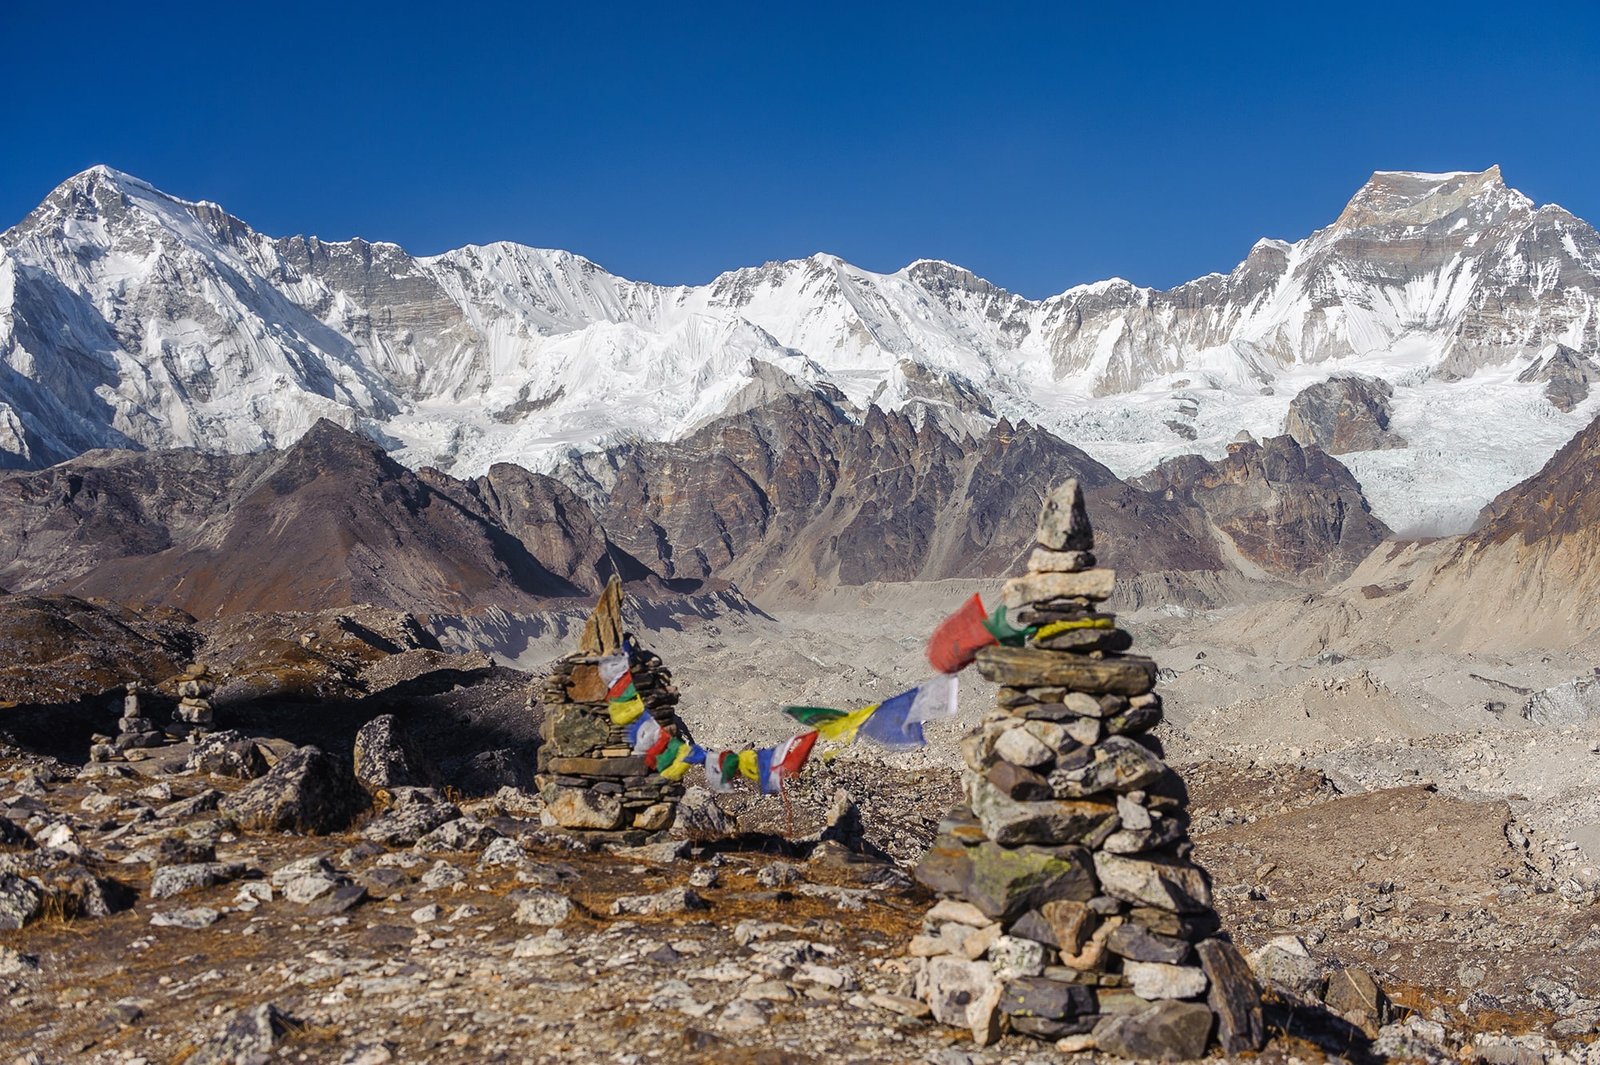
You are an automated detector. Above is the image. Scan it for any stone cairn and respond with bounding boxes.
[91,684,166,761]
[910,481,1265,1059]
[534,576,691,838]
[174,665,216,734]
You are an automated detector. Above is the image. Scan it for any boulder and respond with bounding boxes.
[1093,999,1215,1061]
[544,786,626,831]
[220,746,367,834]
[185,731,268,779]
[352,714,434,791]
[361,788,460,846]
[914,839,1095,921]
[0,873,43,930]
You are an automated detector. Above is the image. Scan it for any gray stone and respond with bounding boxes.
[418,860,466,892]
[1093,852,1213,913]
[986,761,1053,801]
[611,886,708,916]
[304,883,367,917]
[220,746,366,834]
[150,862,247,900]
[0,818,34,850]
[514,891,574,926]
[0,946,40,975]
[0,873,43,930]
[1325,965,1390,1032]
[1000,976,1097,1020]
[1197,939,1266,1053]
[673,785,730,839]
[1108,921,1192,964]
[545,786,625,830]
[968,775,1119,847]
[1036,479,1094,551]
[1002,569,1116,610]
[191,1003,292,1065]
[1093,999,1215,1061]
[988,934,1046,979]
[150,906,221,929]
[1125,960,1208,1000]
[414,818,500,853]
[1048,736,1167,797]
[994,727,1054,768]
[361,789,460,846]
[353,714,434,791]
[1248,935,1326,997]
[185,731,268,779]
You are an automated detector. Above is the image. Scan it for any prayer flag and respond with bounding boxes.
[814,703,880,747]
[628,714,663,755]
[659,741,695,780]
[1033,617,1115,640]
[857,687,925,750]
[784,705,849,728]
[608,692,646,726]
[927,594,998,673]
[772,731,819,783]
[755,746,778,794]
[909,673,960,723]
[738,749,761,783]
[982,604,1035,646]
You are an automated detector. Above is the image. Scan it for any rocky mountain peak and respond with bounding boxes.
[1330,166,1527,233]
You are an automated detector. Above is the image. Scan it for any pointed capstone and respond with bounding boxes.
[1037,479,1093,552]
[578,575,625,655]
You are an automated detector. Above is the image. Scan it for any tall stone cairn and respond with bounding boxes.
[534,576,691,836]
[910,481,1265,1059]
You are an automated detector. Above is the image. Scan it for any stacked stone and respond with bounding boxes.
[113,685,165,755]
[910,481,1264,1059]
[174,666,216,734]
[534,577,692,837]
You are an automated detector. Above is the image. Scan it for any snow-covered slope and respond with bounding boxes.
[3,164,1599,533]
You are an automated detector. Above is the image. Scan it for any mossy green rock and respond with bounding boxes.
[914,839,1095,921]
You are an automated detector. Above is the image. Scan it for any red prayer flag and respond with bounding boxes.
[926,593,999,674]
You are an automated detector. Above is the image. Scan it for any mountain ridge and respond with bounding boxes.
[4,164,1599,536]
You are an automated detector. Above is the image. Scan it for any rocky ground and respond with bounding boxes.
[2,724,1598,1064]
[3,579,1599,1063]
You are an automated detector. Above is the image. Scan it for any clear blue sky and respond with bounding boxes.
[5,0,1597,296]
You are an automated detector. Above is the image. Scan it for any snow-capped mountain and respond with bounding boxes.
[2,164,1598,534]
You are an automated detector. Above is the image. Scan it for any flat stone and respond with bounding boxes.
[968,775,1119,847]
[304,883,367,917]
[1101,817,1188,855]
[1040,899,1096,953]
[1036,479,1094,551]
[1127,907,1220,939]
[975,647,1157,695]
[1107,921,1191,964]
[150,906,220,929]
[1093,852,1213,913]
[1248,935,1325,997]
[869,992,931,1019]
[1324,965,1388,1032]
[1125,960,1208,1000]
[960,922,1001,960]
[1048,736,1168,797]
[986,761,1053,801]
[1026,547,1096,572]
[1197,939,1265,1053]
[546,756,649,778]
[913,840,1096,922]
[927,898,990,927]
[1093,999,1215,1061]
[1034,627,1134,654]
[564,663,607,702]
[1001,570,1116,610]
[1001,976,1097,1021]
[611,886,708,917]
[150,862,247,900]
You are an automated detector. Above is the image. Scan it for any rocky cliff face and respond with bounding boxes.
[1134,435,1391,581]
[1284,375,1406,455]
[1516,344,1598,413]
[0,421,643,617]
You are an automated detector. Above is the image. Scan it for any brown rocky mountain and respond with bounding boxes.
[561,385,1389,598]
[1516,344,1598,412]
[1133,433,1393,582]
[0,420,644,617]
[1283,375,1406,455]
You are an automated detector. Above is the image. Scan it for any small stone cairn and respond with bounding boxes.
[910,481,1265,1058]
[174,665,216,734]
[91,684,166,760]
[534,576,691,837]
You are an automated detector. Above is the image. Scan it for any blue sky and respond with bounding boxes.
[5,0,1597,296]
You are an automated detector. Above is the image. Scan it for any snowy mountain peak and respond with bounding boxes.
[3,165,1600,537]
